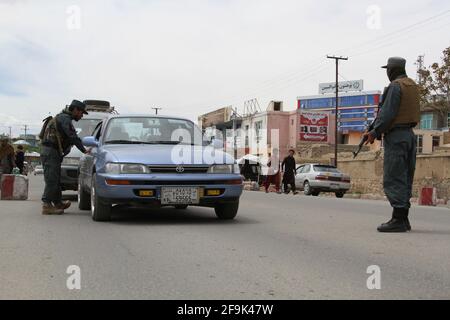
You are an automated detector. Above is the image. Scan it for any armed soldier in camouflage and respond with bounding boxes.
[40,100,89,215]
[363,57,420,232]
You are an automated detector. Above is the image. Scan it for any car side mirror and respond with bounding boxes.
[82,136,99,147]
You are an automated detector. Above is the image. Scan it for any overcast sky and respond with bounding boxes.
[0,0,449,136]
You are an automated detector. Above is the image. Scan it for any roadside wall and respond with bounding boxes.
[338,153,450,201]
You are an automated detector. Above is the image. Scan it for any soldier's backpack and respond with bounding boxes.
[39,116,53,140]
[38,116,64,155]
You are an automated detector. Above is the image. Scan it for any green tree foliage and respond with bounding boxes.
[418,47,450,123]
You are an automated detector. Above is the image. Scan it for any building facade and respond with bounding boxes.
[297,90,381,145]
[198,90,449,161]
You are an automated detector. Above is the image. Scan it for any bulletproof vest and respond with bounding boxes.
[390,77,420,128]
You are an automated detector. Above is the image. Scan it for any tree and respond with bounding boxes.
[418,47,450,127]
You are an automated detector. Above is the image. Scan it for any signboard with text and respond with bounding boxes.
[299,112,329,142]
[319,80,364,94]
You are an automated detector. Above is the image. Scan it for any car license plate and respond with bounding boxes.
[161,187,199,205]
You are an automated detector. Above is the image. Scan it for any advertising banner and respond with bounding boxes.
[299,112,329,142]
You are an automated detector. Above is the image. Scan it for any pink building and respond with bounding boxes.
[199,101,337,159]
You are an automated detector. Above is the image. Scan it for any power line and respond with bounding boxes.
[347,13,450,59]
[192,9,450,114]
[342,9,450,57]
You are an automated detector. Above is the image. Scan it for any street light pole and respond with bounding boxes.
[152,107,162,115]
[231,108,237,159]
[327,55,348,167]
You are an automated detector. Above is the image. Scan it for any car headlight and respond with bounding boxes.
[105,163,150,174]
[62,157,79,166]
[207,164,240,174]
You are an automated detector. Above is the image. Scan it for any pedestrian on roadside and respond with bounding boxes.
[0,138,16,175]
[15,145,25,175]
[240,159,253,181]
[40,100,89,215]
[264,149,281,193]
[281,149,298,195]
[363,57,420,232]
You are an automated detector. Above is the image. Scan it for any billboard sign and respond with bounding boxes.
[299,112,329,142]
[319,80,364,94]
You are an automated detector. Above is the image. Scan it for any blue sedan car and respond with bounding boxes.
[78,115,243,221]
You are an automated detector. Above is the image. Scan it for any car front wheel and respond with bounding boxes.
[91,175,111,221]
[78,179,90,210]
[215,202,239,220]
[335,192,345,198]
[303,181,312,196]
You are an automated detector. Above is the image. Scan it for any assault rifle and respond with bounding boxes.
[352,86,389,159]
[352,121,375,158]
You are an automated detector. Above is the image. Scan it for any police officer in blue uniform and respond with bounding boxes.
[364,57,421,232]
[40,100,89,215]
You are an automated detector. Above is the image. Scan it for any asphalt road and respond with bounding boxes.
[1,174,450,300]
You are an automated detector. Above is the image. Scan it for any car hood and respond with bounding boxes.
[102,144,235,165]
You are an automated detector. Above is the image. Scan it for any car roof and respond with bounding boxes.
[82,112,112,119]
[298,163,338,168]
[104,114,194,122]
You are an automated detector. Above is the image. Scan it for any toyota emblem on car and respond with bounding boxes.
[175,165,185,173]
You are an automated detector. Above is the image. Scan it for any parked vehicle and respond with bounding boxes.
[78,114,243,221]
[34,165,44,175]
[295,164,351,198]
[60,100,117,191]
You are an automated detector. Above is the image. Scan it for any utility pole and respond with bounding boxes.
[415,54,425,85]
[152,107,162,115]
[231,107,238,159]
[327,55,348,167]
[9,126,12,142]
[23,125,28,144]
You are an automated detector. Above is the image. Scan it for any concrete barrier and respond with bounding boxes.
[0,174,29,200]
[419,187,437,206]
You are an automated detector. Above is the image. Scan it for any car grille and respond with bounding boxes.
[148,165,209,174]
[66,170,78,178]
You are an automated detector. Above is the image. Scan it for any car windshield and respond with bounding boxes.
[104,117,204,145]
[73,119,102,139]
[313,165,340,173]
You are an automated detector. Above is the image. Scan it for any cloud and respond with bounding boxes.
[0,0,449,131]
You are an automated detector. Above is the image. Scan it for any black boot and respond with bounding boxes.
[396,208,411,231]
[405,210,411,231]
[377,208,408,233]
[380,209,395,226]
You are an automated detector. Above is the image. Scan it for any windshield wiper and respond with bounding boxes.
[104,140,143,144]
[142,141,181,145]
[105,140,197,145]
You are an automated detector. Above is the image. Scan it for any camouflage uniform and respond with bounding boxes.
[41,105,87,207]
